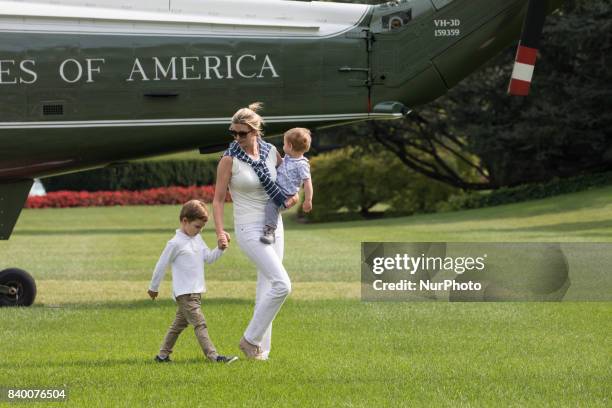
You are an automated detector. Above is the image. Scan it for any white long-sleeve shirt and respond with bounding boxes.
[149,229,224,299]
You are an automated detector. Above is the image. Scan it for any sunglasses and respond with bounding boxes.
[229,129,251,139]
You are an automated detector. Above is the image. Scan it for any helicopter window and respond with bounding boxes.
[382,10,412,31]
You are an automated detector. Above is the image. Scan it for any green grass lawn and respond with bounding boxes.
[1,187,611,406]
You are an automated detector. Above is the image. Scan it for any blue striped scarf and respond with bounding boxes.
[224,139,288,207]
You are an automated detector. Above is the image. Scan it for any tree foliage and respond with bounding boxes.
[453,0,612,186]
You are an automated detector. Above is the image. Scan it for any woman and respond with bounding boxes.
[213,103,298,360]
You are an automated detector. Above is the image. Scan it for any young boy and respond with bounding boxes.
[261,127,313,244]
[148,199,237,364]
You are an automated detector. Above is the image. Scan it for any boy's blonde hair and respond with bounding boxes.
[179,200,209,222]
[284,127,311,153]
[232,102,265,136]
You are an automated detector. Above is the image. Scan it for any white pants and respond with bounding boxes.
[235,218,291,359]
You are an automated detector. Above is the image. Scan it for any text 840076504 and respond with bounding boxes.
[1,387,68,402]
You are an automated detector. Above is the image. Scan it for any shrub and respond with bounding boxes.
[303,147,457,222]
[43,159,220,192]
[441,171,612,211]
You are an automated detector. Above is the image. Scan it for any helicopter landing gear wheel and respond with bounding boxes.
[0,268,37,307]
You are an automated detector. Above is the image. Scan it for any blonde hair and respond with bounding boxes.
[284,127,312,153]
[232,102,265,136]
[179,200,209,222]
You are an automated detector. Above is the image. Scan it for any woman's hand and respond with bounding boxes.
[283,193,300,209]
[217,231,231,250]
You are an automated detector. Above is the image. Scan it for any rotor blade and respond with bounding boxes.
[508,0,548,96]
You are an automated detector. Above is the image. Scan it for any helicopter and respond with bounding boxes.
[0,0,561,306]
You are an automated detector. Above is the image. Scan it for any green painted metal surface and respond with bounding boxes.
[0,180,33,239]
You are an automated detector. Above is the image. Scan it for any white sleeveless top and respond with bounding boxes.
[229,145,278,225]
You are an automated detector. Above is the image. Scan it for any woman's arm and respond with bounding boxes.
[213,156,233,247]
[276,150,282,167]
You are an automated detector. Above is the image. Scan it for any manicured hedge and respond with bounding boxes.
[43,159,220,192]
[441,171,612,211]
[25,186,230,208]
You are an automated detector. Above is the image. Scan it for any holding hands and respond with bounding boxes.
[217,231,231,250]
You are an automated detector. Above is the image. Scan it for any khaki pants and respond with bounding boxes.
[159,293,218,361]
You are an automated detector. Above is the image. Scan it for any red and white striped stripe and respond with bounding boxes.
[508,45,538,96]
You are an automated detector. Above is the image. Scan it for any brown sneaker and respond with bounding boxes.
[239,337,265,360]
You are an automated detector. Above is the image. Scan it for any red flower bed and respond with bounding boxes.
[26,186,231,208]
